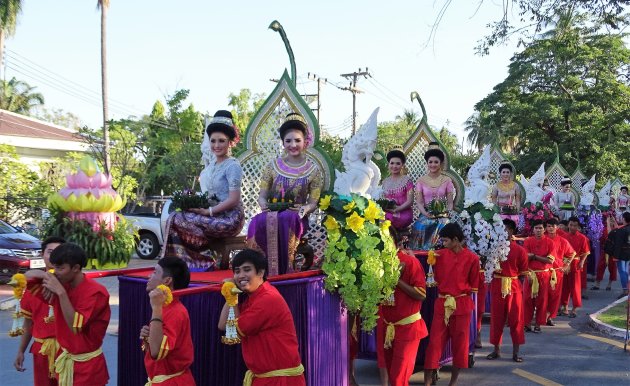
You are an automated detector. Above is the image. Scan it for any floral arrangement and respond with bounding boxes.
[576,207,604,243]
[171,190,211,211]
[267,187,295,212]
[458,201,510,283]
[319,192,399,332]
[375,198,396,211]
[520,202,555,235]
[427,197,448,218]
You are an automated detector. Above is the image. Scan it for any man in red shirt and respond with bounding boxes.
[487,219,528,362]
[376,229,428,386]
[545,218,575,325]
[523,220,554,333]
[140,257,195,385]
[560,217,591,318]
[32,242,110,386]
[424,223,479,386]
[218,249,305,386]
[14,236,65,386]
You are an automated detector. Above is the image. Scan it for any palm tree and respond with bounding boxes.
[97,0,111,175]
[395,109,421,129]
[0,77,44,114]
[0,0,23,79]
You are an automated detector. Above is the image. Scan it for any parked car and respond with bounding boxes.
[0,219,42,284]
[123,201,172,260]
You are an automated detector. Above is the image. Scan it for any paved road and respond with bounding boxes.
[0,263,628,385]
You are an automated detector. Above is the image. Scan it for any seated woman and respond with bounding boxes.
[554,176,575,221]
[491,163,521,223]
[381,149,414,231]
[164,110,245,271]
[409,143,455,250]
[246,113,323,276]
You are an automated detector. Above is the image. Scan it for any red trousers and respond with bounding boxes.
[596,254,617,282]
[523,270,550,326]
[561,261,582,309]
[547,269,564,319]
[424,310,471,369]
[376,322,422,386]
[489,277,525,346]
[476,273,487,332]
[31,341,58,386]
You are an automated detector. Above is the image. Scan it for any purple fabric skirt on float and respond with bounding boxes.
[246,209,306,276]
[163,205,244,271]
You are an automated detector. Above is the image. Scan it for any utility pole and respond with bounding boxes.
[307,73,327,124]
[340,67,370,135]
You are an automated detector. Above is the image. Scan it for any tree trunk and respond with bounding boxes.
[101,5,111,175]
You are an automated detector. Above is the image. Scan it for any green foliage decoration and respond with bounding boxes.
[44,204,137,269]
[319,192,399,331]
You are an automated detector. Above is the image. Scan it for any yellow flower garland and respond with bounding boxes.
[9,274,27,300]
[156,284,173,306]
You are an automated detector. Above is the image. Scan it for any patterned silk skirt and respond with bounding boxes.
[246,210,306,276]
[163,205,244,271]
[409,215,450,250]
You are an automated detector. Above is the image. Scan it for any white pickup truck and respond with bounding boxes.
[123,200,173,259]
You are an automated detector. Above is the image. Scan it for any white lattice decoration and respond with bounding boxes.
[571,168,588,189]
[403,123,465,217]
[237,71,334,259]
[610,178,625,198]
[546,161,581,205]
[488,148,508,187]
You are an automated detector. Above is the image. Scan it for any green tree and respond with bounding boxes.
[468,0,629,55]
[36,108,83,129]
[0,0,22,79]
[0,77,44,114]
[473,11,630,182]
[227,88,266,156]
[319,131,346,171]
[0,144,52,223]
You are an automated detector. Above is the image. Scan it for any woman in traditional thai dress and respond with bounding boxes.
[164,110,245,271]
[409,144,455,250]
[554,176,575,221]
[246,113,323,276]
[541,178,556,207]
[381,149,414,231]
[491,163,521,223]
[616,186,629,223]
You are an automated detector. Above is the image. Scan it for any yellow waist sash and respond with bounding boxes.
[55,346,103,386]
[438,293,467,326]
[549,268,558,290]
[383,312,422,349]
[243,364,304,386]
[528,269,549,298]
[493,275,517,298]
[34,337,59,378]
[145,370,185,386]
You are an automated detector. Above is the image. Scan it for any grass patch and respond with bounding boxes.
[597,300,629,330]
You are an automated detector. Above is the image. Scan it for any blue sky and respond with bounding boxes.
[4,1,522,145]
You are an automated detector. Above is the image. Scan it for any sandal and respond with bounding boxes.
[569,312,577,318]
[590,286,600,290]
[533,326,542,333]
[559,309,569,316]
[524,325,532,333]
[512,354,524,363]
[605,286,612,291]
[486,351,500,360]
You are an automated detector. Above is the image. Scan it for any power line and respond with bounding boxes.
[340,68,371,135]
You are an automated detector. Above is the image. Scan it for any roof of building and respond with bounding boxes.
[0,109,83,142]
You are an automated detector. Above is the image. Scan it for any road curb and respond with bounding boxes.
[588,295,628,339]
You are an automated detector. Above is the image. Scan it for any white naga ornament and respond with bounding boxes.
[522,163,546,204]
[465,145,491,204]
[579,175,596,207]
[333,108,382,198]
[597,180,612,208]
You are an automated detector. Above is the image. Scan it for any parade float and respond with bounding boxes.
[45,156,136,269]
